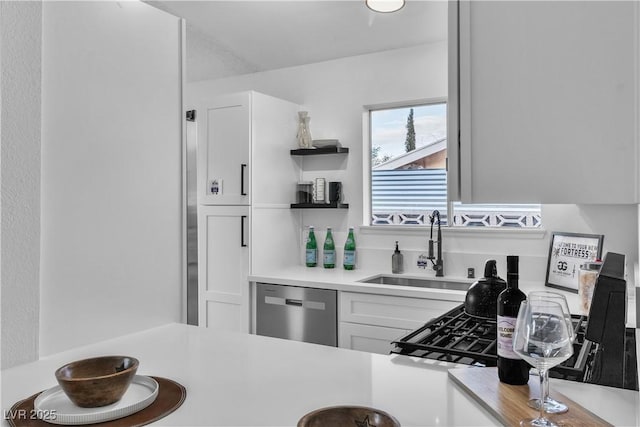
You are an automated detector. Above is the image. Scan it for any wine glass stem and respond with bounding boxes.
[544,369,550,401]
[539,369,549,421]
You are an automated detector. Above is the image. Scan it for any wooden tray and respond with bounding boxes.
[448,367,612,427]
[6,376,186,427]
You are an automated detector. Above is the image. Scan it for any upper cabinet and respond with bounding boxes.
[448,1,639,204]
[197,92,251,205]
[196,91,302,206]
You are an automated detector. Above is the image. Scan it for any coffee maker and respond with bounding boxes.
[584,252,638,390]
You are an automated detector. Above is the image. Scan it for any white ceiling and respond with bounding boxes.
[146,1,448,82]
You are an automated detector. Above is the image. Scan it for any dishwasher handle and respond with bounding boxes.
[263,295,326,310]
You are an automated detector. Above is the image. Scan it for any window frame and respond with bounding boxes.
[364,97,448,228]
[363,98,543,231]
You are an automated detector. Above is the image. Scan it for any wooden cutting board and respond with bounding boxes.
[448,367,612,427]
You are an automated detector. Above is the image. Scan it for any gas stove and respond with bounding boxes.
[390,304,595,383]
[392,254,639,390]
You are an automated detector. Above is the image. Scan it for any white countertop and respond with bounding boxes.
[250,267,472,303]
[250,266,638,327]
[2,324,637,426]
[249,267,585,315]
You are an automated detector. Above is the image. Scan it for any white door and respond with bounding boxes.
[197,92,251,205]
[198,205,250,332]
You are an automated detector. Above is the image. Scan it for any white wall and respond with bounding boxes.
[187,42,638,284]
[39,1,183,355]
[355,204,638,284]
[1,1,42,368]
[187,42,448,229]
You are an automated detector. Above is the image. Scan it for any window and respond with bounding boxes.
[368,102,541,228]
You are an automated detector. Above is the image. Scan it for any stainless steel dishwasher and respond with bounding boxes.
[256,283,337,347]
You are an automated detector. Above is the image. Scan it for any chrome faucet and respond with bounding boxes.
[427,210,444,277]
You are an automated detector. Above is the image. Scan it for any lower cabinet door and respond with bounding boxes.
[339,322,408,355]
[198,205,250,333]
[340,291,460,330]
[204,300,244,332]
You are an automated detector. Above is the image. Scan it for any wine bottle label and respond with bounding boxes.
[343,250,355,266]
[323,250,335,264]
[306,249,317,264]
[497,315,520,360]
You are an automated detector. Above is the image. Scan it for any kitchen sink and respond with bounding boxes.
[358,275,471,291]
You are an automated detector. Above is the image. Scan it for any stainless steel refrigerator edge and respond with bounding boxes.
[186,110,198,325]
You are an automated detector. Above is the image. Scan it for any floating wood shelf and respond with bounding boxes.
[290,147,349,155]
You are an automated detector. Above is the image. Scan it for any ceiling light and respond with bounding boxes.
[366,0,405,13]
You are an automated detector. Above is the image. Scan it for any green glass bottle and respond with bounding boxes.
[305,226,317,267]
[343,227,356,270]
[323,227,335,268]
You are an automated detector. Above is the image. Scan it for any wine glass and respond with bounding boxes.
[526,291,575,414]
[513,299,574,427]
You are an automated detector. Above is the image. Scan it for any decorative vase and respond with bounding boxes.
[297,111,313,148]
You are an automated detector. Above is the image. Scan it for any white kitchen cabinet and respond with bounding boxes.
[338,291,459,354]
[198,205,250,333]
[196,91,302,206]
[449,1,639,204]
[195,91,302,333]
[338,322,409,355]
[197,92,251,205]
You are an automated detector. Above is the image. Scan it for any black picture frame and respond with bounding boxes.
[545,232,604,293]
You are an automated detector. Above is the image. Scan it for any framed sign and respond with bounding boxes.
[545,232,604,293]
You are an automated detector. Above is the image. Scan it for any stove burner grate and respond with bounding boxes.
[391,305,498,365]
[391,304,593,381]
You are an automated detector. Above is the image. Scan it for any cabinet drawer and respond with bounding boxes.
[338,322,409,354]
[339,322,408,355]
[339,292,459,330]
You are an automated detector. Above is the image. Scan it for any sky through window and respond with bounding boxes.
[371,103,447,160]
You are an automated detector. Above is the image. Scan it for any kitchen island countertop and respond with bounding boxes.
[2,324,637,426]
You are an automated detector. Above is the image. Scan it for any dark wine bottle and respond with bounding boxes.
[497,255,529,385]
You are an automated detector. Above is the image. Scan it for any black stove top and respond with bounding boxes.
[391,304,594,382]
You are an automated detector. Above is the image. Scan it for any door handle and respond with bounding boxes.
[285,299,303,306]
[240,164,247,196]
[241,215,247,247]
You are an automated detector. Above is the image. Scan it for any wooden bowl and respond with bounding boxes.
[297,405,401,427]
[54,356,139,408]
